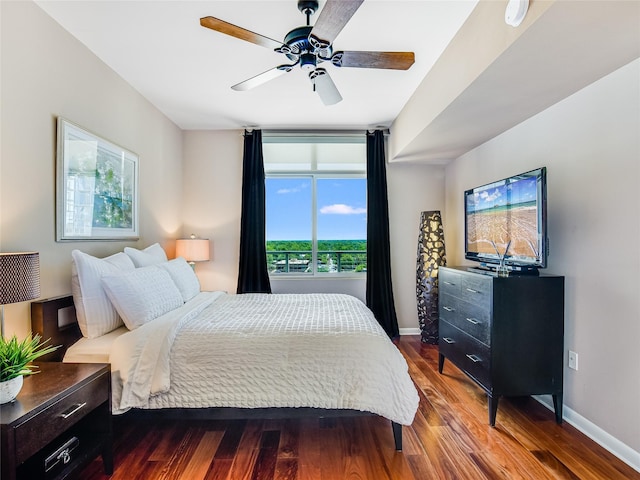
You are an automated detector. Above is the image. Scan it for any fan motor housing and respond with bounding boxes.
[283,25,332,62]
[283,26,313,58]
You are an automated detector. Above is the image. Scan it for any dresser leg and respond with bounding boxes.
[552,393,563,424]
[438,353,445,374]
[488,395,499,426]
[102,447,114,475]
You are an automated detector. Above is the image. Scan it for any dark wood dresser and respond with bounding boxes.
[0,362,112,480]
[438,266,564,426]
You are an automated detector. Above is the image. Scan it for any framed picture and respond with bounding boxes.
[56,118,139,241]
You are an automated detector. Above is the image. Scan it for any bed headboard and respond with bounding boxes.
[31,295,81,362]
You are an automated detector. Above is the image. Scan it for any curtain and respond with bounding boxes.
[366,130,399,338]
[236,129,272,294]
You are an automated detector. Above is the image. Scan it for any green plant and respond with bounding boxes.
[0,334,60,382]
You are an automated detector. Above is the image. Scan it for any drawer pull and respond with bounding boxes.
[443,306,455,312]
[60,402,87,419]
[466,288,479,294]
[442,337,455,344]
[443,281,455,286]
[466,354,482,363]
[466,317,480,325]
[45,436,79,472]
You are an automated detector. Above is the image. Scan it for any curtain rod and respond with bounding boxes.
[244,128,390,136]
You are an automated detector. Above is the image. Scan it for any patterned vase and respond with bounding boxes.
[416,211,446,344]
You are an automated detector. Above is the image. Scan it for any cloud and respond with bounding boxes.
[277,183,308,194]
[480,188,502,202]
[320,204,366,215]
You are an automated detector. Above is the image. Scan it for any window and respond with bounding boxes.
[264,136,366,275]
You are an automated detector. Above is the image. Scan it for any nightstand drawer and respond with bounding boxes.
[439,321,491,389]
[14,372,109,464]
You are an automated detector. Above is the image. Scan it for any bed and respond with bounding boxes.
[30,246,419,450]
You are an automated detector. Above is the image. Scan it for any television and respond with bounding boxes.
[464,167,547,273]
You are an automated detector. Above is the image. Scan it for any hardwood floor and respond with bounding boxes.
[79,336,639,479]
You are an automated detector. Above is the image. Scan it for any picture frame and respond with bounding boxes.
[56,118,139,241]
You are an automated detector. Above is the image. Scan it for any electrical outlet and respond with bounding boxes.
[568,350,578,370]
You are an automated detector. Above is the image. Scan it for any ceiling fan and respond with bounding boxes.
[200,0,415,105]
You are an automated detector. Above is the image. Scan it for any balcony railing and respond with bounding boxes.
[267,250,367,274]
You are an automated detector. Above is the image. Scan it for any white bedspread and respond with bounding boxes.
[109,292,419,425]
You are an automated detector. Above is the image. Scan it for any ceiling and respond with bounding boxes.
[34,0,478,131]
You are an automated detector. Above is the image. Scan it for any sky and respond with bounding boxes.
[468,176,537,212]
[266,177,367,240]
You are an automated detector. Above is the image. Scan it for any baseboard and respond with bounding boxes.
[399,328,421,336]
[534,395,640,473]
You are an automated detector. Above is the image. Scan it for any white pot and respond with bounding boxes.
[0,375,23,404]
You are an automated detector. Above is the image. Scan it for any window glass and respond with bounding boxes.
[264,136,366,275]
[266,177,312,274]
[317,178,367,273]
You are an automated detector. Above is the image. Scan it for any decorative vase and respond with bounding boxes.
[416,211,446,344]
[0,375,23,404]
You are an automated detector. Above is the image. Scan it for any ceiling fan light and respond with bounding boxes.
[309,68,342,105]
[300,52,317,71]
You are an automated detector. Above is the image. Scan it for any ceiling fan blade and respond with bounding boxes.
[309,68,342,106]
[200,16,285,50]
[332,51,415,70]
[309,0,364,49]
[231,65,294,91]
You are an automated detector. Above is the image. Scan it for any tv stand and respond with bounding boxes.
[438,266,564,426]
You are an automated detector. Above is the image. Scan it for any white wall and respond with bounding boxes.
[387,162,446,332]
[445,59,640,460]
[0,1,183,337]
[181,130,243,294]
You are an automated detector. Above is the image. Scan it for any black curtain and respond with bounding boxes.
[236,130,272,294]
[366,130,399,338]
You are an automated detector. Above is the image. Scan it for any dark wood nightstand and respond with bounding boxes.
[0,362,113,480]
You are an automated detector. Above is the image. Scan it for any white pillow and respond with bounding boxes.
[124,243,168,267]
[158,257,201,302]
[71,250,136,338]
[101,266,183,330]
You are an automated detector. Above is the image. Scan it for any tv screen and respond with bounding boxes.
[464,167,547,271]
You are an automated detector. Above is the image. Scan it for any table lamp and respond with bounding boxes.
[175,234,210,268]
[0,252,41,338]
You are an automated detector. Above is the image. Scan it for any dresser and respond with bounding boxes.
[0,362,112,480]
[438,266,564,426]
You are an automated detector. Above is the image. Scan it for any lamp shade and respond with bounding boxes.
[0,252,41,305]
[175,236,210,263]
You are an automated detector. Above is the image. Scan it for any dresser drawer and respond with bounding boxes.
[440,294,490,345]
[439,293,461,321]
[454,301,490,345]
[14,372,109,464]
[439,321,491,389]
[460,274,492,307]
[439,269,462,296]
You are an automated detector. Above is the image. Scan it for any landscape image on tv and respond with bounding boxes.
[466,176,539,261]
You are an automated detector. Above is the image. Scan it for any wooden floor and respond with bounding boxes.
[80,336,638,480]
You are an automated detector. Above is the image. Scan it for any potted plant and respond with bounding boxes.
[0,334,60,404]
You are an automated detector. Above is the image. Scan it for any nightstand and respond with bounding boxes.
[0,362,113,480]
